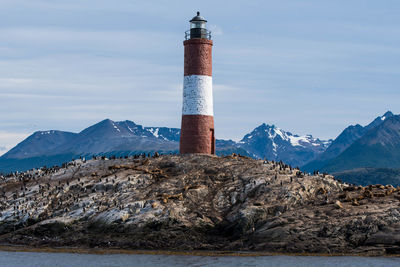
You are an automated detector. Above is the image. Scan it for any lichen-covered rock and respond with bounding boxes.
[0,154,400,255]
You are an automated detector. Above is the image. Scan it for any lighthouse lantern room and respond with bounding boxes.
[186,12,211,40]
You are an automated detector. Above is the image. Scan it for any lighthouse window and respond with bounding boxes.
[191,22,206,29]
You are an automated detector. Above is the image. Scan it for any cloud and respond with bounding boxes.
[209,25,223,36]
[0,27,180,52]
[0,131,30,156]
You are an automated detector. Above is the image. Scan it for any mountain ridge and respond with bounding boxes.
[0,120,330,173]
[237,123,331,167]
[302,111,394,172]
[2,111,400,187]
[321,115,400,172]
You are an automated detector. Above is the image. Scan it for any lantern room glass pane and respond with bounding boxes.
[190,21,206,29]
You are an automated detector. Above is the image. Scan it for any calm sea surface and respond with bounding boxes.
[0,251,399,267]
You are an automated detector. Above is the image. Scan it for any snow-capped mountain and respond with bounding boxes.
[238,123,332,167]
[2,119,180,160]
[2,112,399,186]
[1,119,331,172]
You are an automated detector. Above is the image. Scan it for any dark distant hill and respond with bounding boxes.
[2,130,77,159]
[0,153,76,174]
[302,111,394,172]
[365,111,394,131]
[302,112,400,186]
[333,168,400,187]
[321,115,400,173]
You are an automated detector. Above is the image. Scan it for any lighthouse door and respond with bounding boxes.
[210,128,215,154]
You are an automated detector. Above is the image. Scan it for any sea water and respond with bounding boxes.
[0,251,399,267]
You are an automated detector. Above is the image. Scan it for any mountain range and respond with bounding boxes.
[1,111,400,186]
[0,119,179,172]
[302,111,400,186]
[3,120,180,159]
[303,111,395,172]
[315,114,400,172]
[0,119,329,173]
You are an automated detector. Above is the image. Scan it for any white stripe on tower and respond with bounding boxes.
[182,75,213,116]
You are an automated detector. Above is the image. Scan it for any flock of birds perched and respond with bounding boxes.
[0,153,165,223]
[0,152,341,226]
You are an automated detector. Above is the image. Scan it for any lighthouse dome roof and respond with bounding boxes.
[190,12,207,22]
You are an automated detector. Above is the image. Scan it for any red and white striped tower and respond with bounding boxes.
[180,12,215,154]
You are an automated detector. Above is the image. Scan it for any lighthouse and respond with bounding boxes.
[180,12,215,154]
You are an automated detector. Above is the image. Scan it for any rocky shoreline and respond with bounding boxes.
[1,154,400,256]
[1,245,399,257]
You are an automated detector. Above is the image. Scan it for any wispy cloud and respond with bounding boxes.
[209,25,223,36]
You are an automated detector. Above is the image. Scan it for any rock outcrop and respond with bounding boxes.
[0,154,400,255]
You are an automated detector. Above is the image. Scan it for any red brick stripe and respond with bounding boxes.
[184,39,213,76]
[180,115,215,154]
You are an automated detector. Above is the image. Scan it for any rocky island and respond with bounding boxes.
[0,154,399,256]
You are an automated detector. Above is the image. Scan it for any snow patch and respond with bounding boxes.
[147,128,170,140]
[40,131,54,135]
[272,142,277,157]
[150,128,159,138]
[274,128,285,140]
[112,122,121,133]
[288,135,312,147]
[323,140,332,147]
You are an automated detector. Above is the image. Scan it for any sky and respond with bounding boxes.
[1,0,400,155]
